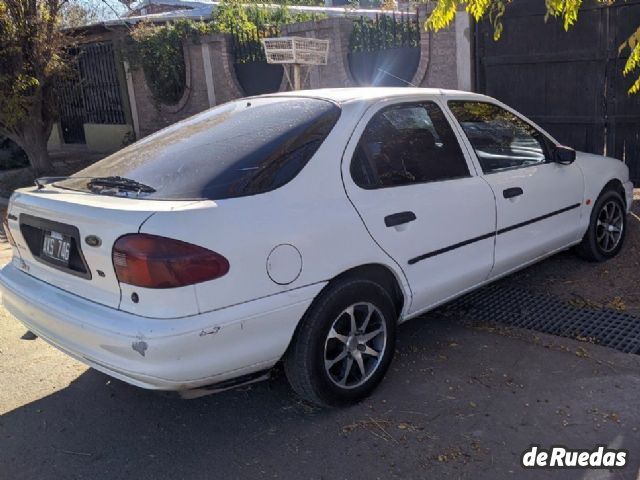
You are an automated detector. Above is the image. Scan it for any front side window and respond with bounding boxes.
[448,101,550,174]
[350,102,470,189]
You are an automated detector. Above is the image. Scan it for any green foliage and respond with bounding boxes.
[126,19,216,105]
[424,0,640,95]
[217,0,326,63]
[620,25,640,94]
[211,0,257,35]
[0,0,63,130]
[246,2,326,30]
[0,0,72,172]
[544,0,583,30]
[275,0,324,5]
[425,0,507,39]
[213,0,326,34]
[126,1,327,102]
[349,15,420,53]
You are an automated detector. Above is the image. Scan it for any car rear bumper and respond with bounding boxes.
[0,263,323,390]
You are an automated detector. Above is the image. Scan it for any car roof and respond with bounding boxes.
[263,87,485,104]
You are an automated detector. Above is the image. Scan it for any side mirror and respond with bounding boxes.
[553,145,576,165]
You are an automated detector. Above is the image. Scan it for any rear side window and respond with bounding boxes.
[57,98,341,200]
[351,102,469,189]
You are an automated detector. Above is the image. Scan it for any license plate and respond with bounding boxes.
[41,230,71,265]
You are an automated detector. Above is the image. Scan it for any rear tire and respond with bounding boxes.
[284,278,397,407]
[575,188,626,262]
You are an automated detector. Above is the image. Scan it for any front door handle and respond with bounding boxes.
[503,187,524,199]
[384,211,417,227]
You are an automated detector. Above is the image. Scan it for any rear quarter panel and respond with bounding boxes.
[135,105,411,317]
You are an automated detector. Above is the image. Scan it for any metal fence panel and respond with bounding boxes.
[56,41,126,144]
[475,0,640,181]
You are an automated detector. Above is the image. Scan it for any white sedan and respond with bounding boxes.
[1,88,633,406]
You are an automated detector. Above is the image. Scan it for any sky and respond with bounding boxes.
[77,0,129,21]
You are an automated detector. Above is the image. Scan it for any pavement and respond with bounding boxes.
[1,199,640,479]
[1,311,639,480]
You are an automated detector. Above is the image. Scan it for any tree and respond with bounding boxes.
[60,2,99,28]
[112,0,134,11]
[0,0,71,175]
[425,0,640,95]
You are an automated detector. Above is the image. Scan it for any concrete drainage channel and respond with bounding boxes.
[442,283,640,355]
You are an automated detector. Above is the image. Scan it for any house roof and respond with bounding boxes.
[66,1,416,37]
[122,1,416,22]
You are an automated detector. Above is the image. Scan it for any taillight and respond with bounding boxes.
[112,234,229,289]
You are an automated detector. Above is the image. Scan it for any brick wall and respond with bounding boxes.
[128,14,471,138]
[282,18,356,89]
[132,41,211,138]
[413,4,460,89]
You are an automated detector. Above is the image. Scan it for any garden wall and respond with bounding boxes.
[125,7,473,139]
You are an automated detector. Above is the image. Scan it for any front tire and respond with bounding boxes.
[284,278,397,407]
[575,188,626,262]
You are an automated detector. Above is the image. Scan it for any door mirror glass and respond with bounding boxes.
[553,145,576,165]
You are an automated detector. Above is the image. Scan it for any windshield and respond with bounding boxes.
[56,97,341,200]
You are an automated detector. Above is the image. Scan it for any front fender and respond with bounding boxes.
[574,152,632,211]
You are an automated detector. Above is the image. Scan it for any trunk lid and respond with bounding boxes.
[6,186,201,309]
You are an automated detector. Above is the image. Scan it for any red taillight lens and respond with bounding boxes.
[112,234,229,289]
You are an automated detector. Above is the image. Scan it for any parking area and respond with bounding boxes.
[1,196,640,479]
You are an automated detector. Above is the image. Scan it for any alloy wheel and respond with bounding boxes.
[323,302,387,389]
[596,200,624,253]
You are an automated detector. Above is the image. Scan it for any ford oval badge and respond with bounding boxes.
[85,235,102,247]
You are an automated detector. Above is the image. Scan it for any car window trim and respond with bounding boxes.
[350,100,472,190]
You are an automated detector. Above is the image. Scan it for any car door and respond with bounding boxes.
[446,99,585,278]
[343,98,497,316]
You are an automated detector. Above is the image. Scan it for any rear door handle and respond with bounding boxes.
[384,211,417,227]
[503,187,524,199]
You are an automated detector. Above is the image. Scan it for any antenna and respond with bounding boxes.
[376,68,417,87]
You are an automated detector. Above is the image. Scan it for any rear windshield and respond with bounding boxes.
[56,97,341,200]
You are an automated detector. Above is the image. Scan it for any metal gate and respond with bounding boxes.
[231,27,284,96]
[348,13,421,87]
[58,50,86,144]
[475,0,640,181]
[57,42,126,144]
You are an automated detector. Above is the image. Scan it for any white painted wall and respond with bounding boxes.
[455,12,472,92]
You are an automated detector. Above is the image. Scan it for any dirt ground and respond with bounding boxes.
[1,193,640,479]
[500,190,640,315]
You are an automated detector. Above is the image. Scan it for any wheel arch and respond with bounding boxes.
[574,176,627,261]
[600,178,626,207]
[327,263,407,318]
[282,262,409,358]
